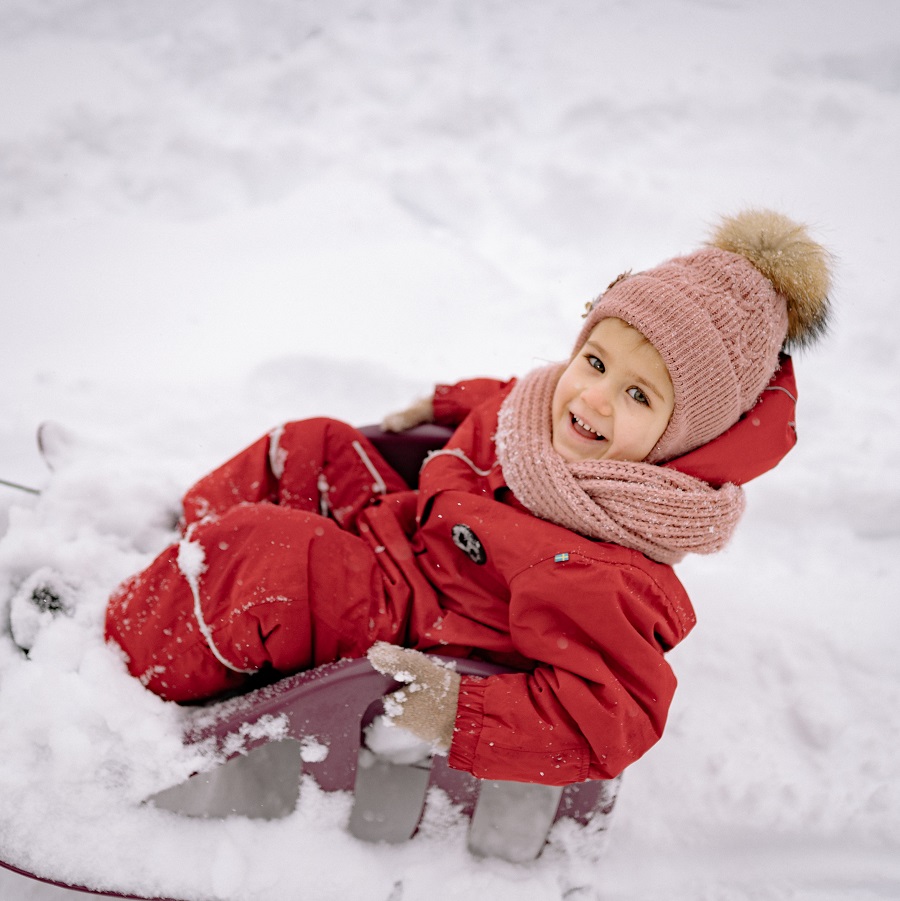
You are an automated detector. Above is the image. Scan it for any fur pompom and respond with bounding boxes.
[710,209,832,348]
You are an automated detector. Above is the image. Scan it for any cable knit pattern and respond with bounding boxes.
[495,364,746,564]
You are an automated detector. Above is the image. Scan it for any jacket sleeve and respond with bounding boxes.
[432,378,515,428]
[448,551,693,784]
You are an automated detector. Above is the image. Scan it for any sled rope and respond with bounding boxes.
[0,477,40,495]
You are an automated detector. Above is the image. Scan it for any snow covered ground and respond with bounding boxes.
[1,1,898,898]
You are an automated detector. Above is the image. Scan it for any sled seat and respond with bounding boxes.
[151,425,619,862]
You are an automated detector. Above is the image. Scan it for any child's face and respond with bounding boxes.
[551,317,675,463]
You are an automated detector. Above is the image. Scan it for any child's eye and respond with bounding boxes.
[586,354,605,373]
[627,386,650,406]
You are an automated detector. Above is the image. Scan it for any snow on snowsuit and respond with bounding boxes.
[106,360,799,784]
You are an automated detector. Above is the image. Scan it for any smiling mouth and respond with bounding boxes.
[571,413,606,441]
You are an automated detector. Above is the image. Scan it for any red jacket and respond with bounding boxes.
[396,358,797,782]
[107,360,798,785]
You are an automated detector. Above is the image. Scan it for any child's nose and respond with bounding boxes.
[583,383,613,416]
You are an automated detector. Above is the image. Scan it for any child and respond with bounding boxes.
[105,209,831,785]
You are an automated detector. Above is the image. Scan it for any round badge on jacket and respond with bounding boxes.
[451,524,487,565]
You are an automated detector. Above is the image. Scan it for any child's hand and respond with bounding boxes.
[367,642,461,753]
[380,396,434,433]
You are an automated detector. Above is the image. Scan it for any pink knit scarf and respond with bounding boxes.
[495,364,745,564]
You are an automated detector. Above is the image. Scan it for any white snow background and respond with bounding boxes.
[1,1,898,899]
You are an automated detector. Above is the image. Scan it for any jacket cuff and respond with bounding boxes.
[432,379,515,428]
[432,383,469,428]
[448,674,593,784]
[447,675,486,774]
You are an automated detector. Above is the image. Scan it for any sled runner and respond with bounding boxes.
[0,423,620,899]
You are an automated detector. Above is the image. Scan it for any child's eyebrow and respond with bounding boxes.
[635,373,669,404]
[586,340,669,403]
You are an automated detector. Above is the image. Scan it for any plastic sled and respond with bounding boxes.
[152,655,619,850]
[0,424,620,899]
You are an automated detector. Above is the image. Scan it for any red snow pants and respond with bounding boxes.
[105,419,411,702]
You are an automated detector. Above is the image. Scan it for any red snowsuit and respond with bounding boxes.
[106,359,798,785]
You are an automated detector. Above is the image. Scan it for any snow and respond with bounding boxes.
[364,716,434,766]
[1,0,898,898]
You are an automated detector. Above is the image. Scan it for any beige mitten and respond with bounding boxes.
[380,395,434,433]
[367,642,461,753]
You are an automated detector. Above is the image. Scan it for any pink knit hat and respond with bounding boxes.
[574,210,832,462]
